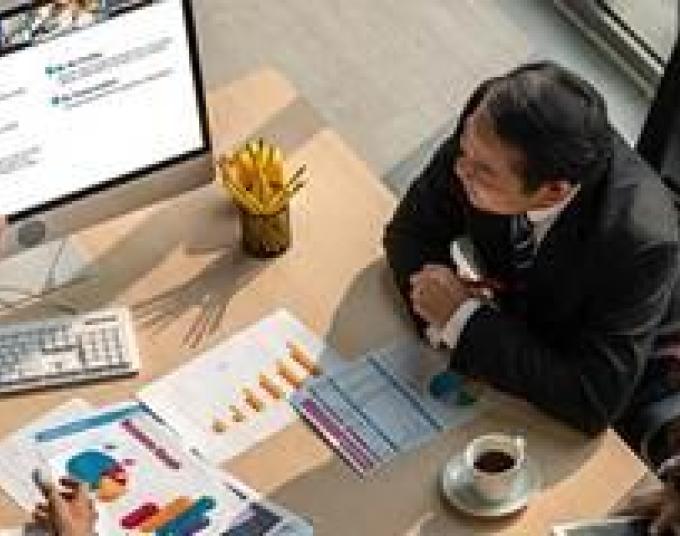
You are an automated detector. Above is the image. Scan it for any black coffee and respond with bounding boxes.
[474,450,516,473]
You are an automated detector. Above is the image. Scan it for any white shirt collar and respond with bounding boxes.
[527,184,581,225]
[526,184,581,246]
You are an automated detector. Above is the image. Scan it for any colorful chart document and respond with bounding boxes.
[137,309,346,463]
[290,342,488,476]
[31,403,309,535]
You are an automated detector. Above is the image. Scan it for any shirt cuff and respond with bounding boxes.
[439,298,483,349]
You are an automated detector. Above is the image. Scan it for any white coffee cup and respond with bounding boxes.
[464,433,526,503]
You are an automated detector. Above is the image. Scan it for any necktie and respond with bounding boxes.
[509,214,536,281]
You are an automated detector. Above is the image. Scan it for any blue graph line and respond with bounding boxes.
[34,405,143,443]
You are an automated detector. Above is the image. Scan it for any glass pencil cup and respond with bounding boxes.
[239,204,291,258]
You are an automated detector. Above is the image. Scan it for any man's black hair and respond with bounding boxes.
[483,61,613,192]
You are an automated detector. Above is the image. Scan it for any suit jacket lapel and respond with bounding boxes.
[527,183,599,314]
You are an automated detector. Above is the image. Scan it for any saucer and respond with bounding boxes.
[440,454,541,518]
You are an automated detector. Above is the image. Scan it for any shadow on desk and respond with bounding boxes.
[324,258,415,358]
[252,259,606,535]
[5,93,328,350]
[66,189,265,345]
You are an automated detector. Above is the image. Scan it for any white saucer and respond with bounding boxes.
[440,454,541,518]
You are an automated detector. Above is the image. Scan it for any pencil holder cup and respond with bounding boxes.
[239,204,291,258]
[215,138,306,259]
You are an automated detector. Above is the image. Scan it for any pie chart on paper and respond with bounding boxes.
[65,450,129,503]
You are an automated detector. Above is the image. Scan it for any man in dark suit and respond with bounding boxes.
[384,61,680,467]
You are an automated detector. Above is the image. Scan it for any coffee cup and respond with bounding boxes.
[464,433,526,503]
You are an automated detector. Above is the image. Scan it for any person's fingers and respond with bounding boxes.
[411,278,437,303]
[34,502,49,513]
[73,482,91,506]
[410,265,452,285]
[42,482,60,505]
[411,286,423,306]
[419,265,451,282]
[650,503,680,535]
[659,456,680,476]
[59,491,76,501]
[58,476,82,490]
[659,457,680,490]
[619,489,665,516]
[410,269,427,285]
[32,469,50,498]
[46,480,70,518]
[421,264,450,273]
[31,508,49,525]
[411,296,424,317]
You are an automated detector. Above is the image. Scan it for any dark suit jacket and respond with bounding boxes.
[383,85,680,436]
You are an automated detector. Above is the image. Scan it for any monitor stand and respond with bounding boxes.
[0,238,95,315]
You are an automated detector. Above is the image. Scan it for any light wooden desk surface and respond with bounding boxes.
[0,68,648,534]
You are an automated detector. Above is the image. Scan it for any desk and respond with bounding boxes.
[0,68,648,534]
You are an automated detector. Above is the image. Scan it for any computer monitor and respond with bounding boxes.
[0,0,211,257]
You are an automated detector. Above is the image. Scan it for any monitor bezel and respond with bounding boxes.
[0,0,212,224]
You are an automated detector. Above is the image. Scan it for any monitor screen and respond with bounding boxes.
[0,0,209,221]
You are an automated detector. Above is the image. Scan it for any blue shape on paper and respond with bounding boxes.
[428,370,462,399]
[156,496,217,535]
[66,451,117,488]
[178,516,210,535]
[35,405,143,443]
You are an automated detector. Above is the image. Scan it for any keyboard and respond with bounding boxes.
[0,307,140,394]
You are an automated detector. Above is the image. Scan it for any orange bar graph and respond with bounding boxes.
[287,341,322,376]
[277,359,303,389]
[212,418,227,434]
[139,496,193,532]
[229,404,246,423]
[259,373,284,399]
[243,388,265,412]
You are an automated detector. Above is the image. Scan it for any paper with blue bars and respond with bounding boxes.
[289,341,489,476]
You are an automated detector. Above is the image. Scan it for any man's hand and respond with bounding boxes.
[619,457,680,535]
[33,477,96,536]
[410,264,474,328]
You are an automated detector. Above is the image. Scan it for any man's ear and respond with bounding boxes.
[533,179,573,208]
